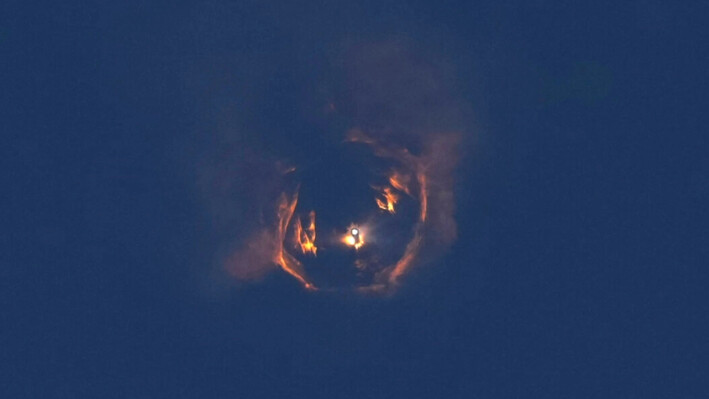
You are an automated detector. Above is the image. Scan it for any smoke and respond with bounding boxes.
[334,40,467,140]
[420,132,462,248]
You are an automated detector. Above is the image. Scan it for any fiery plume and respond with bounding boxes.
[209,40,466,295]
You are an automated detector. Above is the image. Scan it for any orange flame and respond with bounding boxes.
[293,211,317,255]
[375,186,398,214]
[274,190,316,290]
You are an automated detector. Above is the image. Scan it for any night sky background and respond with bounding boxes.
[2,1,707,398]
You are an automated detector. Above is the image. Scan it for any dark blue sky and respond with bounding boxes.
[2,1,707,398]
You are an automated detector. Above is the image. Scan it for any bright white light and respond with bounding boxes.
[351,228,359,236]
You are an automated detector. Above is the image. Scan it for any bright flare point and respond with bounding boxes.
[343,226,364,249]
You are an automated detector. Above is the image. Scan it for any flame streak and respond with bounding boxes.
[388,230,422,283]
[293,211,317,255]
[417,171,427,222]
[274,190,316,290]
[375,186,398,214]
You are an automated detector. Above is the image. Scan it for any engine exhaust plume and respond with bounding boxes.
[201,39,468,295]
